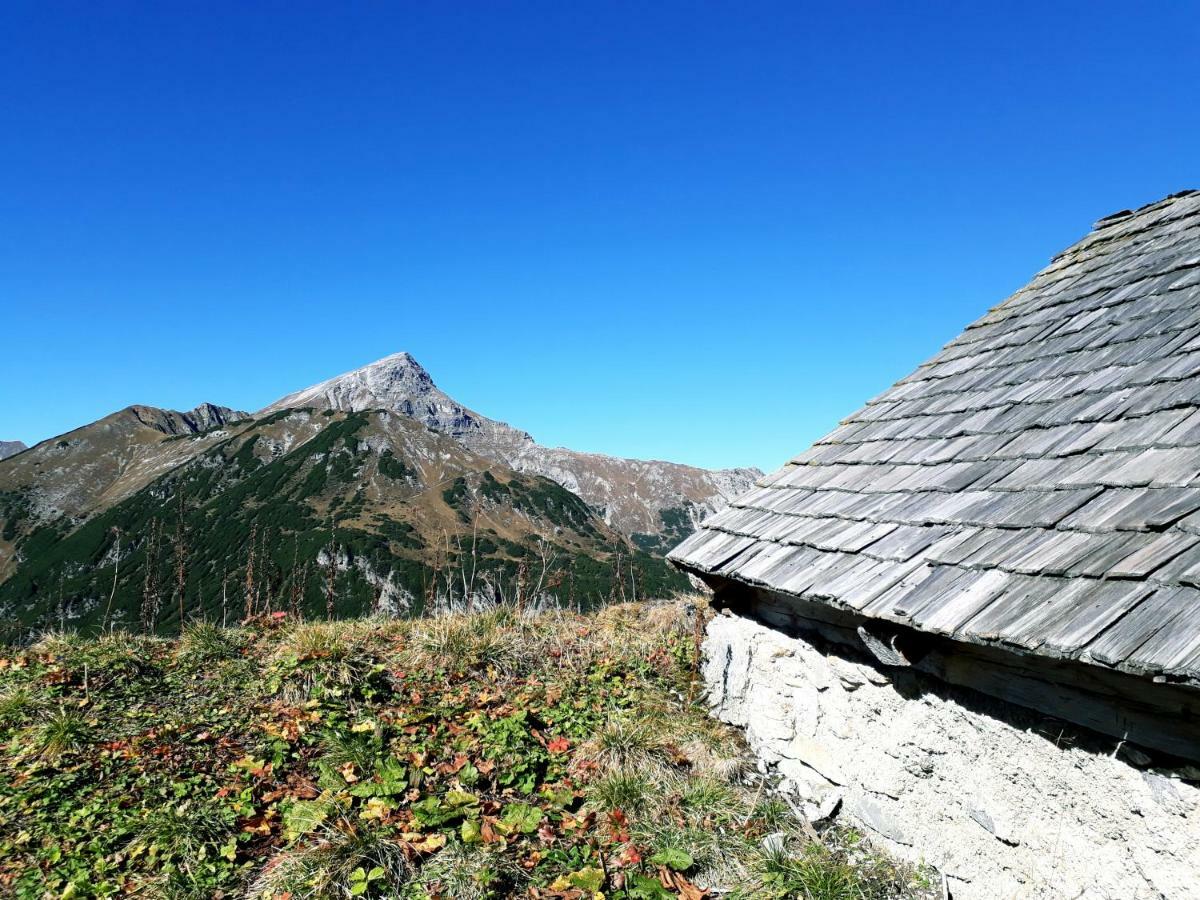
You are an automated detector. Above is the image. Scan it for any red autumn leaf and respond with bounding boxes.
[547,737,570,754]
[608,809,630,842]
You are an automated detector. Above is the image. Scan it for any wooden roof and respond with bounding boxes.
[672,190,1200,688]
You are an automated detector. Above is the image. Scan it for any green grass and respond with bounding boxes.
[0,599,933,899]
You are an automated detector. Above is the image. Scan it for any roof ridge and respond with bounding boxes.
[1092,189,1198,231]
[1040,189,1199,269]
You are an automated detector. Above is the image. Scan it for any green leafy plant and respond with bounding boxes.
[650,848,694,872]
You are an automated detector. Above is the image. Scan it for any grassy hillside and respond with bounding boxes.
[0,599,933,899]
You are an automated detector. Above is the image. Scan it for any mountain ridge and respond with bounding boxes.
[127,402,249,436]
[0,442,25,461]
[1,404,682,636]
[0,354,758,635]
[261,352,761,541]
[0,404,250,535]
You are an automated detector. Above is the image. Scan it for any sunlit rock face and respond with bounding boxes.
[703,610,1200,900]
[262,351,761,539]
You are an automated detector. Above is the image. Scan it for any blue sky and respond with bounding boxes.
[1,2,1197,471]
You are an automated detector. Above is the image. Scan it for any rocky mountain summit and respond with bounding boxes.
[0,442,25,461]
[264,352,535,460]
[263,352,761,545]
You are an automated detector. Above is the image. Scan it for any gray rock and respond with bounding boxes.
[803,790,842,824]
[967,805,1020,846]
[1141,772,1188,816]
[851,796,912,846]
[761,832,787,855]
[701,610,1200,899]
[1117,745,1153,768]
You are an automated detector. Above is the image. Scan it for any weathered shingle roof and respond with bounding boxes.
[672,190,1200,687]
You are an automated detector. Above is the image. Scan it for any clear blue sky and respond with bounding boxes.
[2,2,1197,472]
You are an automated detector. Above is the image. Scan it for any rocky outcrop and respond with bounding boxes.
[0,442,26,461]
[507,446,759,541]
[128,403,249,436]
[261,352,760,539]
[263,352,532,448]
[703,610,1200,899]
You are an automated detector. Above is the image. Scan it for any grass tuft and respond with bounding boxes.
[271,620,381,700]
[0,685,38,726]
[249,818,410,899]
[178,619,245,665]
[580,713,662,773]
[26,706,89,761]
[588,769,656,814]
[405,838,526,899]
[403,607,538,676]
[29,628,87,657]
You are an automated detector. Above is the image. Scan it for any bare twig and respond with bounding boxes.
[101,527,121,633]
[325,517,336,621]
[173,488,188,630]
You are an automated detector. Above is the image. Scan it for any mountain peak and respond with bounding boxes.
[260,353,534,449]
[373,350,424,370]
[0,441,27,461]
[344,351,433,383]
[261,351,443,417]
[355,351,436,389]
[260,352,759,536]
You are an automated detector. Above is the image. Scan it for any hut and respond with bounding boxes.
[671,190,1200,898]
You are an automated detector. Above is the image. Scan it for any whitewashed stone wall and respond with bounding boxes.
[703,610,1200,899]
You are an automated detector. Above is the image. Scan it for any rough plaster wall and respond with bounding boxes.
[703,611,1200,900]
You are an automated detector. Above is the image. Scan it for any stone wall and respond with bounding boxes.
[703,609,1200,899]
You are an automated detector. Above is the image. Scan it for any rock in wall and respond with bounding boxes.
[703,610,1200,899]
